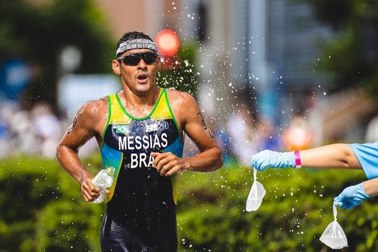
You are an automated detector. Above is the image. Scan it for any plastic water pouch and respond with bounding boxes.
[319,204,348,249]
[246,168,266,212]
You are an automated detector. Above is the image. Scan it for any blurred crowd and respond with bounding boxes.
[221,107,378,167]
[0,100,101,159]
[1,98,377,165]
[0,101,63,158]
[0,98,289,162]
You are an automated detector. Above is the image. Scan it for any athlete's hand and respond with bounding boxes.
[151,152,189,176]
[80,176,101,202]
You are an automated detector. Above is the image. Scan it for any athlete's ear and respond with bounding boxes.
[112,59,121,75]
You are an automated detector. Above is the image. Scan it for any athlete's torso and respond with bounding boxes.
[100,88,183,250]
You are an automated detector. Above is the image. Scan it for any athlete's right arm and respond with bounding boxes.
[56,99,107,201]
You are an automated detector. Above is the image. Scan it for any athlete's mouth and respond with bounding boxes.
[137,73,149,82]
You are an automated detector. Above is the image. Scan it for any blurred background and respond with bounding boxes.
[0,0,378,251]
[0,0,377,162]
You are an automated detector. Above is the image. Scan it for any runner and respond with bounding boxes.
[56,31,223,252]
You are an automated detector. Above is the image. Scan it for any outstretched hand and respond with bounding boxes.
[334,183,370,209]
[250,150,296,171]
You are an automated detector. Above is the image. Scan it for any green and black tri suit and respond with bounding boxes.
[99,88,183,252]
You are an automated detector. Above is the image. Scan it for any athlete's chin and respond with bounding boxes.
[135,84,154,94]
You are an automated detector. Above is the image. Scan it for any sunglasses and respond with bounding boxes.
[118,52,158,66]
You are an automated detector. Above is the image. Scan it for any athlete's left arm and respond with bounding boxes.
[152,91,223,176]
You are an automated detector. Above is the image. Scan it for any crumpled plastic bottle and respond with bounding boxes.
[319,203,348,249]
[246,168,266,212]
[91,167,115,204]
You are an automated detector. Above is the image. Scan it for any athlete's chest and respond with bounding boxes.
[104,118,178,153]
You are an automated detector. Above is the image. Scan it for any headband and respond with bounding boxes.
[116,38,158,56]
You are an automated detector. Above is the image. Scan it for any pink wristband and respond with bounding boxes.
[294,150,302,168]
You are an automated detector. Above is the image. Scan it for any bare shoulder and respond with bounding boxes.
[78,97,107,118]
[165,88,201,126]
[165,88,198,108]
[72,96,109,131]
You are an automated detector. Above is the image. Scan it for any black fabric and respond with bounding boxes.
[100,213,177,252]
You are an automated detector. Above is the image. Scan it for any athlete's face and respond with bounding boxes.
[113,48,159,95]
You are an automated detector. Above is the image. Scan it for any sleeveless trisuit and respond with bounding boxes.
[99,88,183,252]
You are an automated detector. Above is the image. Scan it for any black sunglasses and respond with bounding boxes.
[118,52,158,66]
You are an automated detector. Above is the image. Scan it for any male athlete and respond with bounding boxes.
[56,31,223,251]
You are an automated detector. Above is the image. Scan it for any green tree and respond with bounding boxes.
[157,42,198,96]
[303,0,378,97]
[157,42,199,97]
[0,0,114,109]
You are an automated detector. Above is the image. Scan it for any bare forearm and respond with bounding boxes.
[363,178,378,196]
[56,145,92,184]
[300,143,361,170]
[185,146,223,172]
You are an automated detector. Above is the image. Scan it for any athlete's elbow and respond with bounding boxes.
[215,157,224,171]
[212,147,224,171]
[56,143,64,161]
[56,142,77,161]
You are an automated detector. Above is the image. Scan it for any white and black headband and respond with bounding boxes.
[116,38,158,56]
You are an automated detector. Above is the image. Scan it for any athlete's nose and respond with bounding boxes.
[137,59,148,69]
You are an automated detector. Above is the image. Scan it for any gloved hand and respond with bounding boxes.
[333,182,370,209]
[251,150,296,171]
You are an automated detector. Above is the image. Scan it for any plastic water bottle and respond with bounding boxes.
[91,167,115,203]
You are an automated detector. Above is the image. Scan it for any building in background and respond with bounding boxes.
[23,0,375,147]
[169,0,376,143]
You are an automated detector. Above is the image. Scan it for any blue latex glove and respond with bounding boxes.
[251,150,296,171]
[334,182,370,209]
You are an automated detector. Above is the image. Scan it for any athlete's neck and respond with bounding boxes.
[119,87,161,117]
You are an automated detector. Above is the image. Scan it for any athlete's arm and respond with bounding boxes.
[153,90,223,176]
[56,99,107,201]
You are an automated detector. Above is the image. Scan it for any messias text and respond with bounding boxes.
[118,133,168,168]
